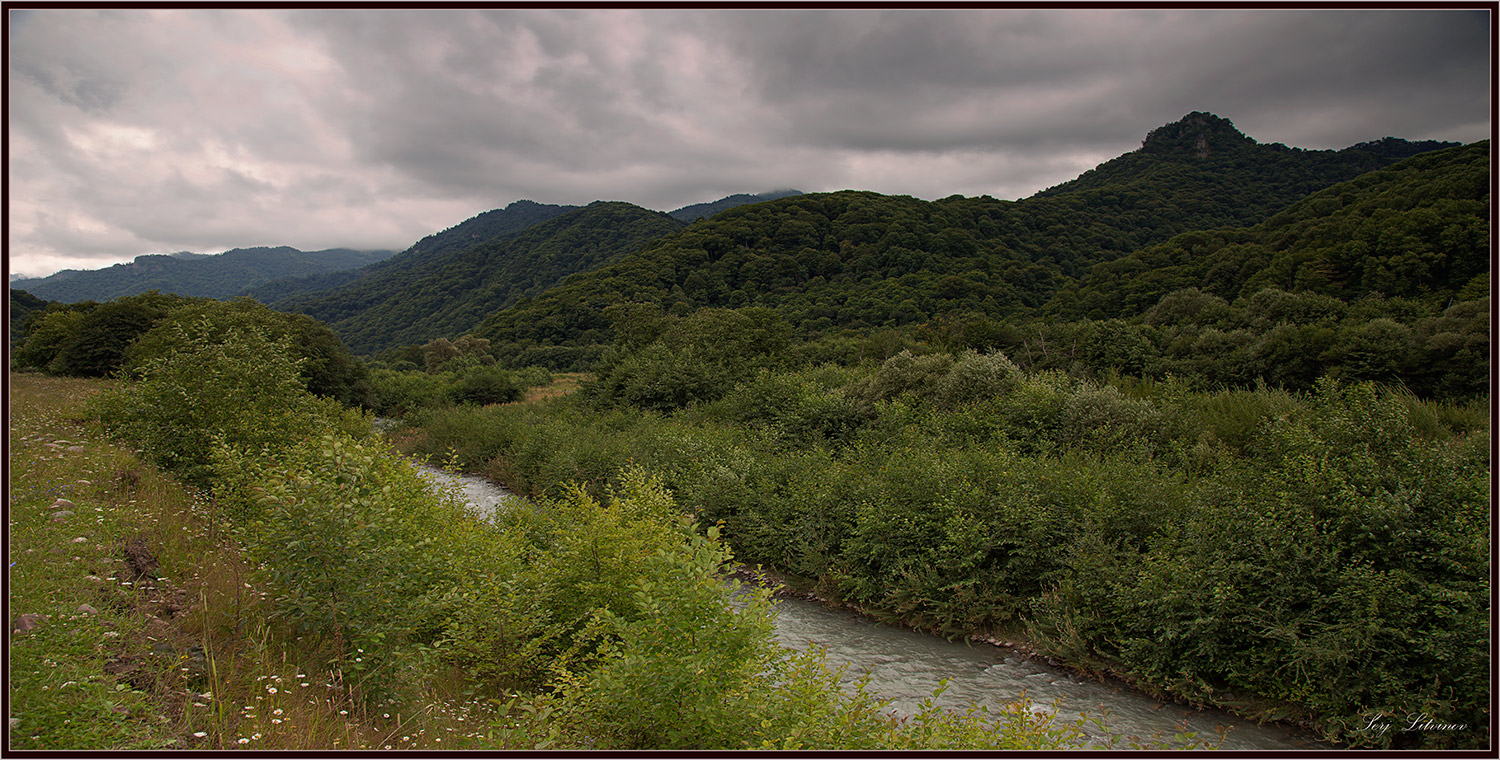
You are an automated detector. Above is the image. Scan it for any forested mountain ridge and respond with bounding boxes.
[366,199,580,277]
[468,115,1473,364]
[1031,112,1461,230]
[249,200,580,309]
[668,189,805,222]
[278,202,687,354]
[1054,140,1491,319]
[258,192,809,312]
[11,246,395,304]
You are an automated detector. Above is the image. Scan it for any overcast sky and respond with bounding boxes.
[7,7,1492,279]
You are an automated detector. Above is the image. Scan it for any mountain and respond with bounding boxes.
[469,113,1464,361]
[366,199,580,277]
[668,189,804,222]
[9,288,49,349]
[12,246,396,304]
[238,268,373,305]
[274,202,686,354]
[1030,111,1462,231]
[244,200,580,308]
[1055,140,1489,318]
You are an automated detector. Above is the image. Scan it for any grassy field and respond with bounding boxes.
[517,372,586,403]
[7,373,498,751]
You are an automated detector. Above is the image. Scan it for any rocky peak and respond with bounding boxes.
[1139,111,1256,159]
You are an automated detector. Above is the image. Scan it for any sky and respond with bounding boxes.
[7,7,1492,279]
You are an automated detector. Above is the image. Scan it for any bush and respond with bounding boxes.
[369,368,452,416]
[90,317,368,488]
[212,432,485,693]
[449,365,523,406]
[933,349,1023,409]
[125,298,374,407]
[847,350,954,409]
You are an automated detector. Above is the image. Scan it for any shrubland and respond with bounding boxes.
[14,320,1127,750]
[393,318,1489,749]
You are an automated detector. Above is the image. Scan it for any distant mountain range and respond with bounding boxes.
[13,190,807,311]
[12,246,396,304]
[668,189,804,222]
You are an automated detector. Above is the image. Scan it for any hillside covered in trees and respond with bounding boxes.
[12,246,394,304]
[272,202,687,354]
[454,119,1482,396]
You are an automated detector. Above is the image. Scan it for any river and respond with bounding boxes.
[416,462,1325,750]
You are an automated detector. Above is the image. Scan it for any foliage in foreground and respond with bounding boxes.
[15,294,375,407]
[89,315,369,489]
[77,329,1117,750]
[396,355,1489,749]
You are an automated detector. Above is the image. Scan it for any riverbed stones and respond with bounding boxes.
[51,499,75,509]
[76,604,99,615]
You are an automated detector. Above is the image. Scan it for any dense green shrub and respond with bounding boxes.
[124,298,376,408]
[1035,380,1487,748]
[12,308,87,372]
[90,317,369,488]
[932,349,1023,410]
[712,370,866,447]
[211,432,485,693]
[846,350,954,409]
[13,293,184,377]
[368,367,452,415]
[449,364,523,406]
[588,307,792,411]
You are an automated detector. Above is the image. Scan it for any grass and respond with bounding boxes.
[6,372,500,750]
[516,372,587,404]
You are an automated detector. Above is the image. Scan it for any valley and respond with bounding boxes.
[8,112,1490,750]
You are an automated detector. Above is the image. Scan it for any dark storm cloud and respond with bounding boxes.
[7,8,1490,278]
[711,9,1490,152]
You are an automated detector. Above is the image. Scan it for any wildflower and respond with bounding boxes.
[192,732,207,738]
[267,687,277,694]
[237,738,249,745]
[273,709,283,716]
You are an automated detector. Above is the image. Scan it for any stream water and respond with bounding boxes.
[415,462,1325,750]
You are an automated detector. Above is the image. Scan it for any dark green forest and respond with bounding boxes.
[270,202,685,354]
[462,138,1486,401]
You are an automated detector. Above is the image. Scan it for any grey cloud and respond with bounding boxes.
[7,8,1491,278]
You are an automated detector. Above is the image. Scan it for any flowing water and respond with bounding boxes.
[415,462,1324,750]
